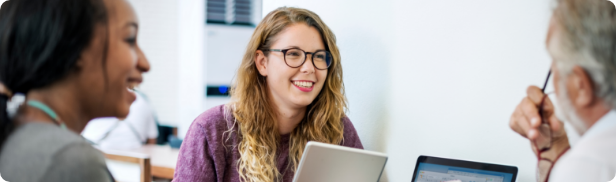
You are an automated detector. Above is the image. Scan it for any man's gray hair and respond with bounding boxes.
[554,0,616,109]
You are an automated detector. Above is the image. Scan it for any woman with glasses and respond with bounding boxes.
[174,7,363,182]
[0,0,149,181]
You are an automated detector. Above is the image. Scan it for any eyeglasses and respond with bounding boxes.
[263,48,332,70]
[536,70,554,182]
[536,70,553,152]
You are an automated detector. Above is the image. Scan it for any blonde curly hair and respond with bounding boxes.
[226,7,347,182]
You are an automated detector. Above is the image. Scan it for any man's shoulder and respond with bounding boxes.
[569,125,616,161]
[551,151,616,182]
[549,126,616,182]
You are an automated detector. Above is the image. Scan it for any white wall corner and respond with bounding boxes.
[177,0,206,139]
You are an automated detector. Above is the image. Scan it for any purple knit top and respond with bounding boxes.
[172,105,364,182]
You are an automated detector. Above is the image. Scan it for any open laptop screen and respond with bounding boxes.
[411,156,517,182]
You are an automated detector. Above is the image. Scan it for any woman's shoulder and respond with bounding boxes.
[341,116,353,127]
[42,141,112,182]
[190,104,235,137]
[340,116,364,149]
[2,123,87,155]
[0,123,110,181]
[341,116,357,135]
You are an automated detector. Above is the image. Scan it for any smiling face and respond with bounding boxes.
[255,23,328,109]
[76,0,149,118]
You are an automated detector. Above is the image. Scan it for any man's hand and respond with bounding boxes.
[509,86,570,161]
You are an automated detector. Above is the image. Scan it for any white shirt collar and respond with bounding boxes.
[582,109,616,139]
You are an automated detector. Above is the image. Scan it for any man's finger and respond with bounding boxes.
[548,115,566,136]
[520,97,542,129]
[527,86,546,105]
[510,111,528,138]
[540,95,556,120]
[515,104,537,139]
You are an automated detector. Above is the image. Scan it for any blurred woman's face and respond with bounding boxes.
[257,23,328,109]
[77,0,149,118]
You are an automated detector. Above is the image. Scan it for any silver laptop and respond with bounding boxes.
[292,141,388,182]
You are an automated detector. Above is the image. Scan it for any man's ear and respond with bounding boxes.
[570,66,596,107]
[255,50,268,77]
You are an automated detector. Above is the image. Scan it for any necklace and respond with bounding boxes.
[27,100,67,130]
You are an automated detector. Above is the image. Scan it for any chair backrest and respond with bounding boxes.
[99,148,151,182]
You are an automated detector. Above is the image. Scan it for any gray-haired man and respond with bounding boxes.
[509,0,616,181]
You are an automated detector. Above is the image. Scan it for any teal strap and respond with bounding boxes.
[27,100,67,129]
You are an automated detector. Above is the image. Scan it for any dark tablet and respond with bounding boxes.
[411,155,518,182]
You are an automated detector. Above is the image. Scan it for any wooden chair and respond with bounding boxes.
[131,145,178,180]
[99,148,152,182]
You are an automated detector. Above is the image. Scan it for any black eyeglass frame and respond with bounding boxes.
[535,70,553,182]
[535,70,553,152]
[263,48,332,70]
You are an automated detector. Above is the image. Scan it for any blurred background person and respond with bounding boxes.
[82,89,159,150]
[0,0,150,181]
[509,0,616,181]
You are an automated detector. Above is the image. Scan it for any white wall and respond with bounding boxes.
[203,1,262,111]
[128,0,205,138]
[130,0,261,137]
[127,0,179,127]
[203,25,255,111]
[387,1,552,181]
[177,0,206,138]
[263,0,553,181]
[205,25,254,86]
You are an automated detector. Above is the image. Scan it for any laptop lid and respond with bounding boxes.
[292,141,388,182]
[411,155,518,182]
